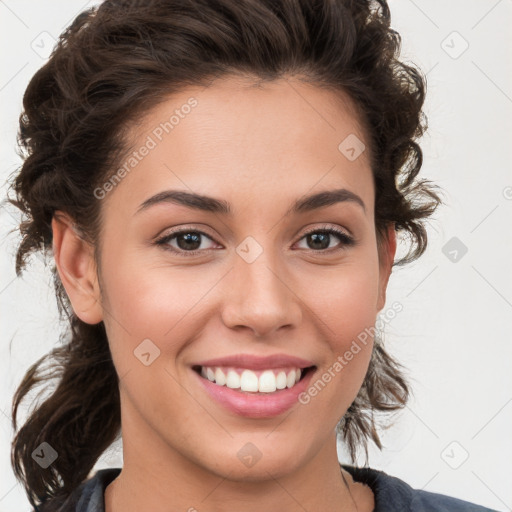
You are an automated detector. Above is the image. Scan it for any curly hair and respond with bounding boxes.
[6,0,442,509]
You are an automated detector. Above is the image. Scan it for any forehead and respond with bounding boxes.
[102,75,374,218]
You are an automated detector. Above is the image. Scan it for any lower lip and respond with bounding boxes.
[193,367,316,418]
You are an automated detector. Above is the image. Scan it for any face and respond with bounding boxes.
[55,75,395,482]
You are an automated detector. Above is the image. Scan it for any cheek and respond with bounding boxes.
[102,269,195,358]
[302,251,380,399]
[99,246,233,376]
[319,275,377,373]
[308,251,381,340]
[98,243,183,365]
[299,278,378,425]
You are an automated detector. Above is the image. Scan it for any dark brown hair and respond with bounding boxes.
[6,0,441,509]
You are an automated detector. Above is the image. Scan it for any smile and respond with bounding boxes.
[196,366,306,393]
[192,364,317,418]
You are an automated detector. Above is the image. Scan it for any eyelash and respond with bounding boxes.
[154,225,355,257]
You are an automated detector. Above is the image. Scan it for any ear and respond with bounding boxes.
[51,211,103,324]
[376,223,397,312]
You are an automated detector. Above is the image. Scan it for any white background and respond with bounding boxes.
[1,1,511,511]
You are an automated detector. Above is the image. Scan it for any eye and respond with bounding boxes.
[155,228,218,256]
[154,225,355,257]
[295,226,355,252]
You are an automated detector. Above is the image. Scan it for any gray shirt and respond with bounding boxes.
[34,464,499,511]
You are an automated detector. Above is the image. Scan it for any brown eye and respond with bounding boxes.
[155,230,218,256]
[296,227,355,252]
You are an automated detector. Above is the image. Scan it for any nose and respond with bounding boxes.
[220,250,302,338]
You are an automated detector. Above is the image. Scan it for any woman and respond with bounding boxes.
[7,0,499,511]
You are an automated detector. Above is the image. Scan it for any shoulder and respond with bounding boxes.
[340,464,499,512]
[410,489,499,511]
[33,467,121,512]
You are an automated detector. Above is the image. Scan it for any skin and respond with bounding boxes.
[52,75,396,512]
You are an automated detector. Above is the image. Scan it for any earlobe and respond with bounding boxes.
[377,223,397,312]
[51,211,103,325]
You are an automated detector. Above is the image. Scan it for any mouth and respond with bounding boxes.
[192,365,316,394]
[192,363,317,418]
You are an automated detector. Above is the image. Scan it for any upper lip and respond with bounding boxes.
[193,353,315,370]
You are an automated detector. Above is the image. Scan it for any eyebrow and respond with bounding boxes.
[135,187,366,216]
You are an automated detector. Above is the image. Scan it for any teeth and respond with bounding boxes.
[215,367,226,386]
[276,371,287,390]
[240,370,259,392]
[226,370,241,389]
[286,370,296,388]
[199,366,303,393]
[259,370,277,393]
